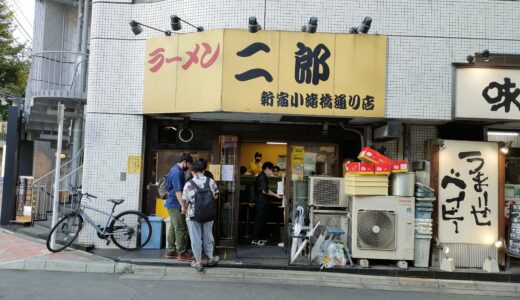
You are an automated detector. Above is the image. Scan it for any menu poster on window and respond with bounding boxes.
[208,164,221,181]
[509,204,520,258]
[304,152,317,174]
[221,164,234,181]
[291,146,305,180]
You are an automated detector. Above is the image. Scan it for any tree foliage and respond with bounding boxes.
[0,0,29,120]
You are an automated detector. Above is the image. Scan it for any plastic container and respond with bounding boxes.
[142,216,164,249]
[414,235,432,267]
[415,211,433,219]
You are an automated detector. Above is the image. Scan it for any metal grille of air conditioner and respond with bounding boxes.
[308,177,346,208]
[357,210,396,250]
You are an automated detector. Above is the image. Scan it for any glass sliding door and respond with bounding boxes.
[217,136,239,245]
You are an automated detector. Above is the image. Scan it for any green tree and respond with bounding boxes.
[0,0,29,120]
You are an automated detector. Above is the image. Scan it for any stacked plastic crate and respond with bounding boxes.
[413,183,436,267]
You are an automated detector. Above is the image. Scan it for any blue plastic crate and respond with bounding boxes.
[142,216,164,249]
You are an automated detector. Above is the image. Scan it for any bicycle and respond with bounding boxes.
[46,188,152,252]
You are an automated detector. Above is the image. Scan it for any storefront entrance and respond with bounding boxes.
[142,118,361,248]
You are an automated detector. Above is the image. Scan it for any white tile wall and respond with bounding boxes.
[32,0,520,246]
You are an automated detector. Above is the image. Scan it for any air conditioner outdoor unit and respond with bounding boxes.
[308,176,347,208]
[347,195,415,260]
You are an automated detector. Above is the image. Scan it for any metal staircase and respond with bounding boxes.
[32,146,84,221]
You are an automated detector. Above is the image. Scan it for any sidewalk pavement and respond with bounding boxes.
[1,227,520,297]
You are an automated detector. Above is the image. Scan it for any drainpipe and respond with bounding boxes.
[51,103,65,249]
[71,0,87,188]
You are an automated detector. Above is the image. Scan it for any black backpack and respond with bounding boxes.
[189,177,216,223]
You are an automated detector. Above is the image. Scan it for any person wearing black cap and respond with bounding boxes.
[249,152,263,175]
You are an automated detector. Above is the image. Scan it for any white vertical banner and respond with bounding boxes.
[438,140,498,244]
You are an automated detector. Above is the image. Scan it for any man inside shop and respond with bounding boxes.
[249,152,263,175]
[251,162,283,246]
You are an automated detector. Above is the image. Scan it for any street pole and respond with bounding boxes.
[51,103,65,249]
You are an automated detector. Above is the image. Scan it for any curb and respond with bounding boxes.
[1,259,519,297]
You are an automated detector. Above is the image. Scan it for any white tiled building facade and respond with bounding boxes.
[30,0,520,247]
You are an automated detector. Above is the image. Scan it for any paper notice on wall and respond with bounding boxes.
[127,156,142,174]
[291,146,304,165]
[209,164,221,181]
[221,165,234,181]
[438,140,498,245]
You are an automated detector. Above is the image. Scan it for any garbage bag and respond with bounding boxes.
[322,242,346,268]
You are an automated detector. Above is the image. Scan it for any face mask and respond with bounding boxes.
[255,158,261,162]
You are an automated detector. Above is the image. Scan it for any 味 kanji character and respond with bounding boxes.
[260,91,274,107]
[334,94,347,109]
[446,191,465,209]
[362,95,375,110]
[441,169,467,190]
[277,92,289,107]
[349,95,360,110]
[482,77,520,113]
[305,93,318,108]
[470,206,491,226]
[320,94,332,109]
[294,42,330,85]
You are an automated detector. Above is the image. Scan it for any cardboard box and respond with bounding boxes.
[374,163,391,175]
[345,162,375,174]
[358,147,392,164]
[391,160,409,173]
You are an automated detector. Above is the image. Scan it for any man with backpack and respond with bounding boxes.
[182,160,220,271]
[164,153,194,261]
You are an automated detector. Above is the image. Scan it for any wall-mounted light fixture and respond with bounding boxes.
[350,16,372,34]
[434,138,446,149]
[488,130,519,136]
[499,141,513,154]
[482,49,492,62]
[171,15,204,32]
[467,55,475,63]
[302,17,318,33]
[129,20,171,36]
[248,16,261,33]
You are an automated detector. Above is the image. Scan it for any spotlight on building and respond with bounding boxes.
[482,49,492,62]
[499,141,512,154]
[467,55,475,63]
[302,17,318,33]
[171,15,204,32]
[129,20,143,35]
[248,16,261,33]
[350,16,372,34]
[129,20,171,36]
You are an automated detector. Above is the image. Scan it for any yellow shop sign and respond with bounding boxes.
[143,29,386,117]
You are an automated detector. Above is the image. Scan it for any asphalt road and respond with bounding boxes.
[0,270,515,300]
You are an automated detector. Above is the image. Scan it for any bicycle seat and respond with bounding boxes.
[108,199,125,205]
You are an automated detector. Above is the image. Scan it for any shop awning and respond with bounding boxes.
[143,29,386,118]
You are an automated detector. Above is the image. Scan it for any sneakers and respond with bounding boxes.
[207,256,220,267]
[191,261,204,272]
[178,252,195,261]
[164,251,179,259]
[251,239,267,246]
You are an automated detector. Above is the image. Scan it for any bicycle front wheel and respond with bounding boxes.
[109,211,152,251]
[46,213,83,252]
